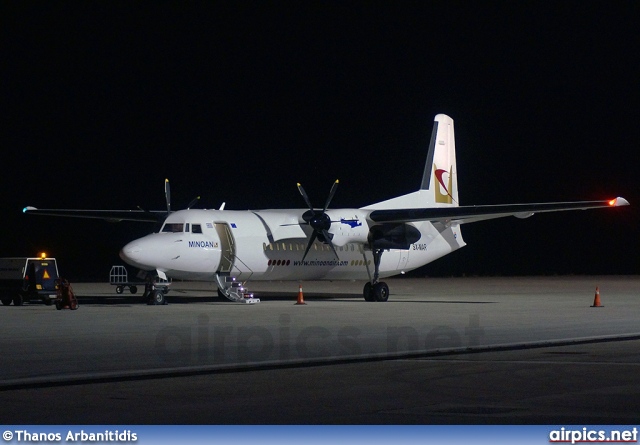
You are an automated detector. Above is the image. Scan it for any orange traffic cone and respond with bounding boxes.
[591,287,603,307]
[295,283,306,305]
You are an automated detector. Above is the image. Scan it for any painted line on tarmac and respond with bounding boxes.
[2,332,640,391]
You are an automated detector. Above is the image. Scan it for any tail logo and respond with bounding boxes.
[434,164,454,204]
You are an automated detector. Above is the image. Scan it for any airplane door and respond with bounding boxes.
[397,249,410,271]
[214,222,235,273]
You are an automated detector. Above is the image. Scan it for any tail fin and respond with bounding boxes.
[363,114,459,210]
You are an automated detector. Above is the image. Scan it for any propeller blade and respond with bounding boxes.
[297,183,314,213]
[301,231,318,262]
[323,179,339,212]
[187,196,201,209]
[164,179,171,214]
[297,180,341,262]
[322,229,339,260]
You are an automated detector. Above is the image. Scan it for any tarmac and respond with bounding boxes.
[1,276,639,424]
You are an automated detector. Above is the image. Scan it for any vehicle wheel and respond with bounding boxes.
[1,297,12,306]
[55,301,62,310]
[44,298,53,306]
[363,282,374,302]
[149,290,166,305]
[161,287,169,295]
[13,294,24,306]
[116,285,124,294]
[373,282,389,302]
[129,285,137,294]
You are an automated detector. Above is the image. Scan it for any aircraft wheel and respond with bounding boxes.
[13,294,24,306]
[116,285,124,294]
[363,282,374,302]
[148,290,166,305]
[1,297,12,306]
[373,282,389,302]
[129,285,137,294]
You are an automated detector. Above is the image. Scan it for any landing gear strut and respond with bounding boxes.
[363,248,389,302]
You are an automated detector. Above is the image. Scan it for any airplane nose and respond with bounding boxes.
[120,241,146,269]
[119,242,137,260]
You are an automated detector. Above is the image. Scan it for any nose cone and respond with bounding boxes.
[120,237,154,270]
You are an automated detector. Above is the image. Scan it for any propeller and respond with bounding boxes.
[187,196,201,209]
[164,178,171,214]
[297,179,340,262]
[138,179,200,224]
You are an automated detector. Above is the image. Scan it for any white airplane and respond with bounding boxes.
[24,114,629,304]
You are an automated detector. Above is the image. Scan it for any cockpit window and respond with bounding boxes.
[162,223,184,233]
[192,224,203,234]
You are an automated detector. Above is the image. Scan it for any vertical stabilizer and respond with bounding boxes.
[363,114,459,210]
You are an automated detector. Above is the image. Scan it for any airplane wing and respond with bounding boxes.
[22,206,163,223]
[367,197,630,225]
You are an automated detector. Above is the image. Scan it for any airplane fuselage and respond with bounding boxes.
[120,208,465,282]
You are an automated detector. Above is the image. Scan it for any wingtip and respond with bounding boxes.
[611,197,630,207]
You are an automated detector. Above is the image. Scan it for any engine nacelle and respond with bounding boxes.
[367,223,422,250]
[325,209,370,247]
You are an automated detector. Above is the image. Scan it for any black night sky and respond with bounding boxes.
[3,2,638,281]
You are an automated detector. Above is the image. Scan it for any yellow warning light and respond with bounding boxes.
[40,252,47,259]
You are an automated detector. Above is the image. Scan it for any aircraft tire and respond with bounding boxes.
[129,285,137,294]
[116,286,124,294]
[363,282,374,302]
[149,290,166,306]
[373,282,389,302]
[1,297,12,306]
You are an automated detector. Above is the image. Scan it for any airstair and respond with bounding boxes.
[215,273,260,304]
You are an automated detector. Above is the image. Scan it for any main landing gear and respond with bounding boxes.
[363,248,389,302]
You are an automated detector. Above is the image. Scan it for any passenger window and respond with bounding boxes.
[192,224,203,234]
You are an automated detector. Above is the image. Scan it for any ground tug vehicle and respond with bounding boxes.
[0,257,59,306]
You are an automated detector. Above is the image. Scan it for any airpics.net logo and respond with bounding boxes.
[154,313,486,365]
[549,427,638,444]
